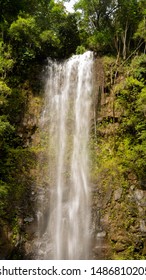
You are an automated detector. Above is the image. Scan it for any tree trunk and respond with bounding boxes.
[121,21,128,60]
[114,34,121,60]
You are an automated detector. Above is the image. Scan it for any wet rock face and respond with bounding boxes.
[114,188,122,201]
[91,185,111,259]
[91,183,146,259]
[0,227,12,259]
[90,156,146,259]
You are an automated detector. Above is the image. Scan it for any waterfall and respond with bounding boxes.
[36,51,94,259]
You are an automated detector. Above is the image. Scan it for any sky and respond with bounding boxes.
[64,0,77,13]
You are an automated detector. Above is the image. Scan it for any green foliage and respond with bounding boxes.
[103,56,117,89]
[0,0,25,23]
[0,180,9,216]
[74,0,116,53]
[92,53,146,259]
[9,15,40,64]
[112,55,146,183]
[57,14,80,57]
[0,145,36,218]
[86,28,114,53]
[40,30,59,46]
[0,116,14,136]
[113,0,142,58]
[129,54,146,79]
[75,0,144,57]
[76,45,86,54]
[0,42,14,78]
[9,16,38,42]
[0,81,11,106]
[134,19,146,42]
[6,2,80,63]
[137,87,146,114]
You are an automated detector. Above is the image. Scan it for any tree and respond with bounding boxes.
[74,0,116,52]
[134,4,146,54]
[113,0,142,59]
[0,41,14,78]
[9,15,40,65]
[74,0,143,57]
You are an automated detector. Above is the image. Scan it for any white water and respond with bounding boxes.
[37,51,94,259]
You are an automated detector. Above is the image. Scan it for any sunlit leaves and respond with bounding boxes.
[0,42,14,78]
[0,81,11,106]
[134,18,146,42]
[9,16,40,46]
[113,55,146,182]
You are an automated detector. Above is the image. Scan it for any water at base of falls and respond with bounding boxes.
[36,51,94,259]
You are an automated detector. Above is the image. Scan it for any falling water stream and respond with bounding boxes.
[37,51,94,259]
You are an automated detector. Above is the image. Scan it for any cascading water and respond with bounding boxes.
[36,51,94,259]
